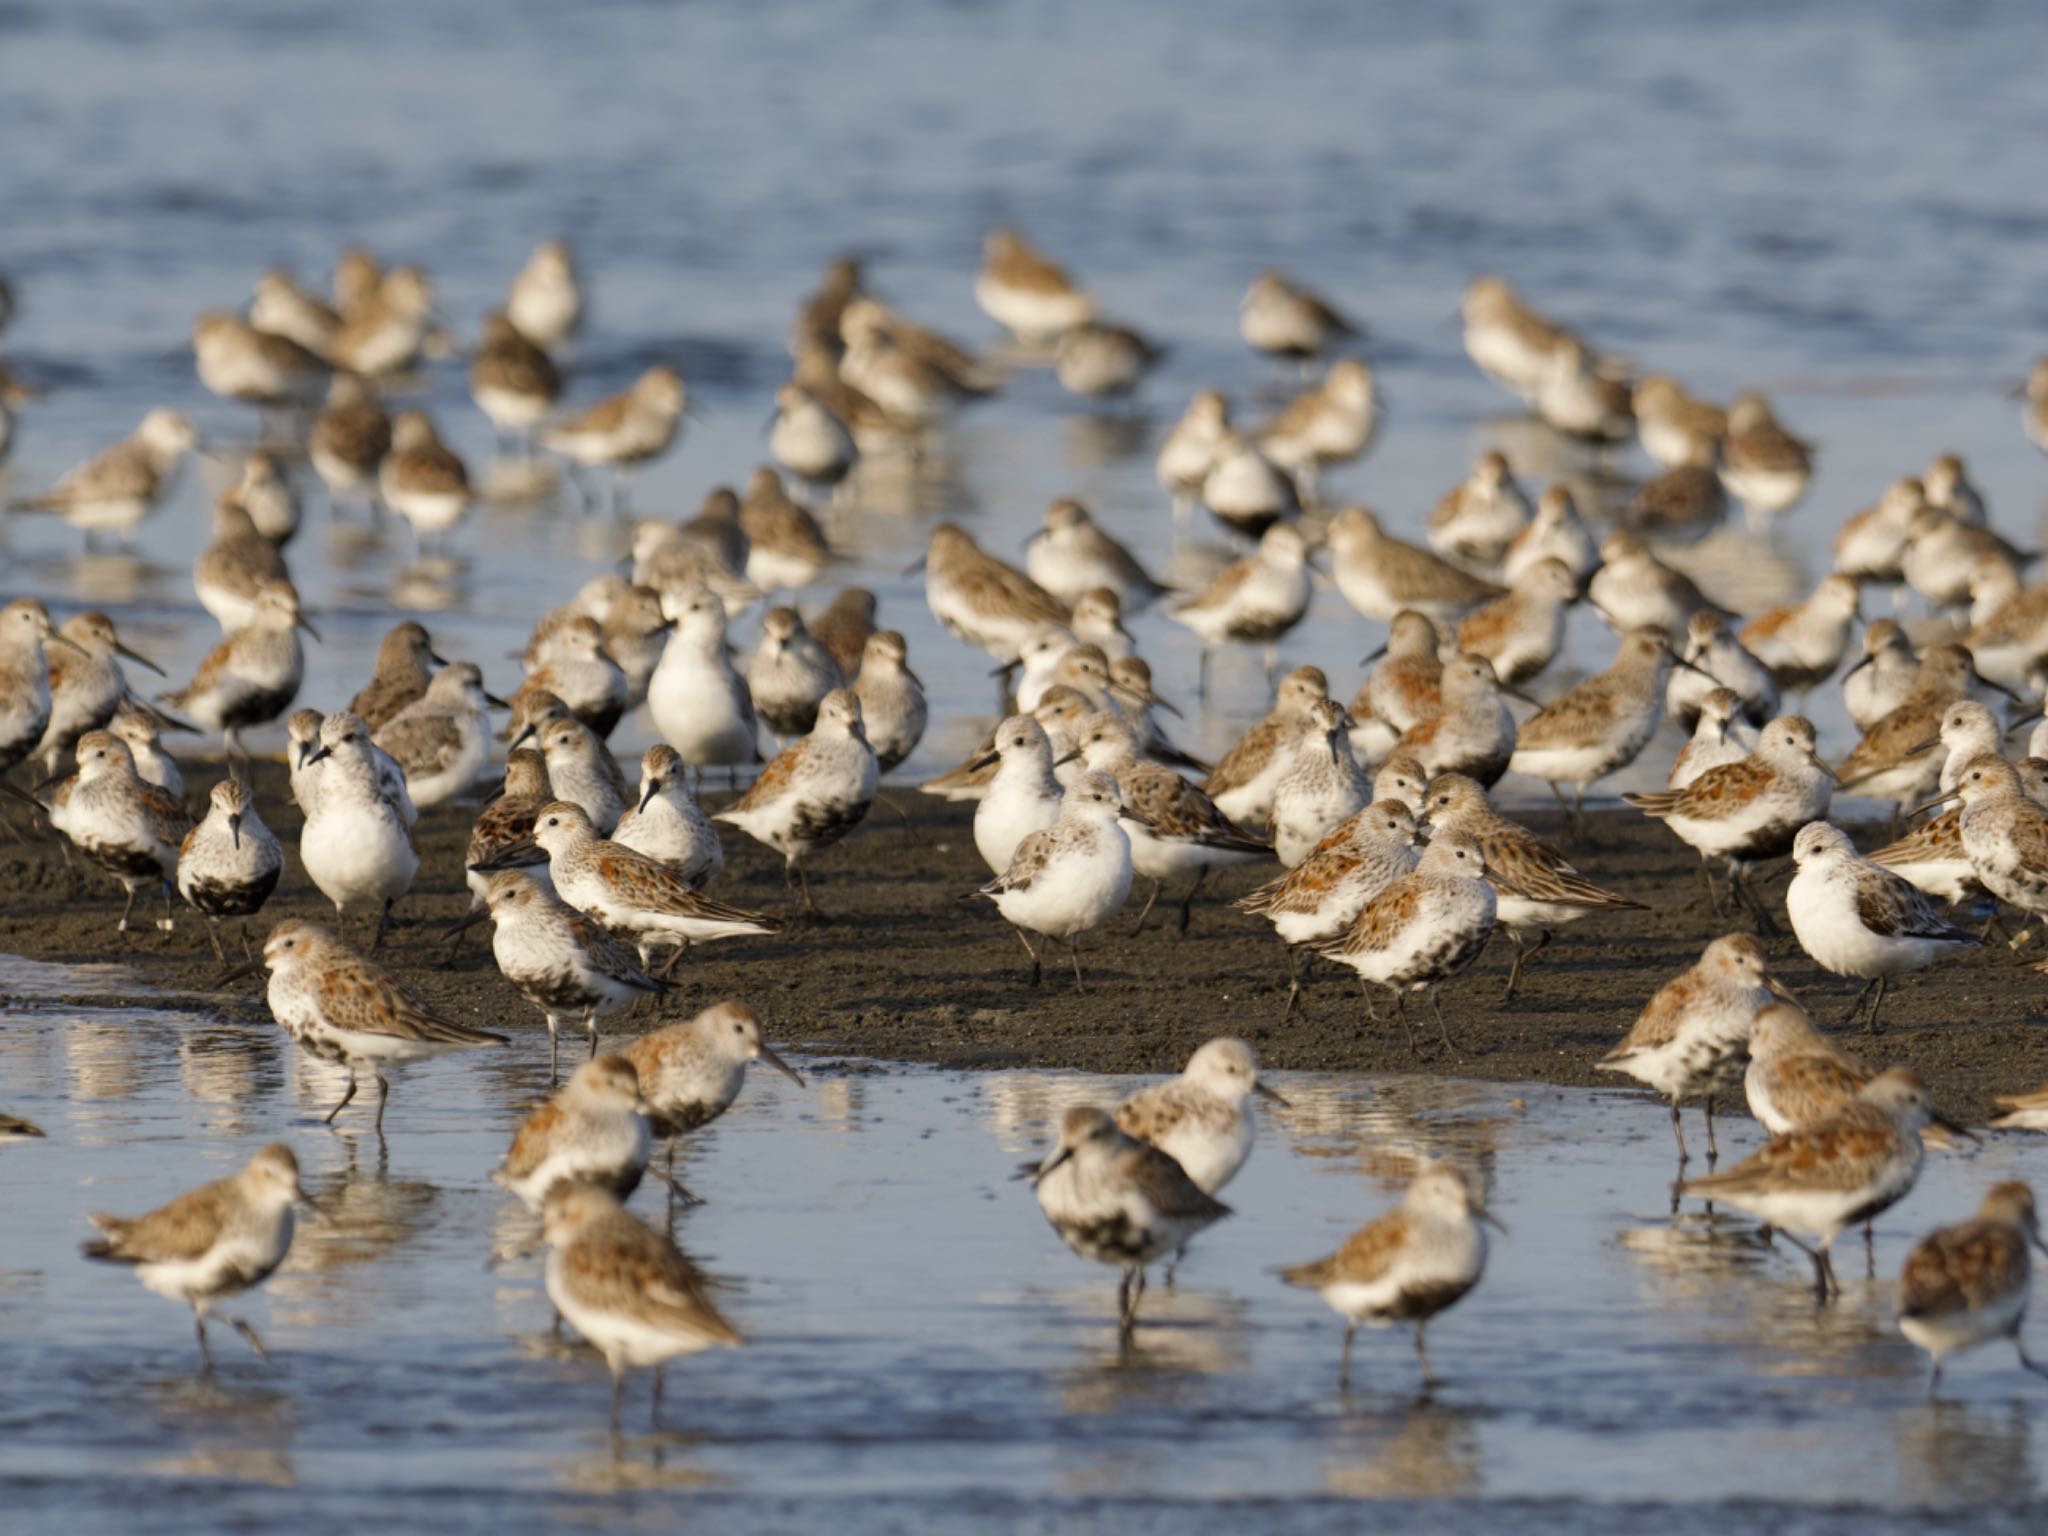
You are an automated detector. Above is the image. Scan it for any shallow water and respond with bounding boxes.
[4,958,2048,1528]
[3,2,2048,797]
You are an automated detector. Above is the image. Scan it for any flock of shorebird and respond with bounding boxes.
[6,232,2048,1419]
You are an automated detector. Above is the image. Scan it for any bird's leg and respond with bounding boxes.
[1865,1221,1876,1278]
[1176,867,1209,937]
[1132,878,1162,934]
[373,1071,391,1133]
[797,863,819,918]
[1068,936,1087,993]
[1697,857,1723,915]
[1571,785,1585,841]
[157,881,175,935]
[1928,1360,1944,1401]
[1414,1322,1437,1391]
[651,1365,666,1429]
[1705,1096,1718,1166]
[649,1164,703,1207]
[1393,992,1421,1057]
[207,917,228,966]
[1428,985,1455,1053]
[1015,928,1043,987]
[1285,946,1305,1019]
[1504,928,1552,1000]
[1866,976,1889,1035]
[547,1018,560,1084]
[1817,1245,1838,1301]
[194,1309,215,1374]
[117,886,138,935]
[1197,647,1212,703]
[2015,1342,2048,1381]
[324,1072,359,1126]
[586,1008,599,1060]
[609,1364,626,1434]
[223,1314,270,1361]
[1339,1321,1357,1391]
[371,898,394,953]
[1669,1100,1689,1165]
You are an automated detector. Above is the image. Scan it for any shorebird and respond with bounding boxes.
[612,744,723,887]
[1668,610,1779,730]
[1925,452,1988,525]
[1624,714,1834,931]
[714,689,878,914]
[1115,1038,1284,1199]
[1066,714,1270,934]
[191,311,326,412]
[1200,429,1301,539]
[1461,276,1570,405]
[1054,319,1161,400]
[1743,1001,1876,1137]
[1963,558,2048,693]
[1738,573,1861,700]
[1681,1069,1961,1298]
[234,919,507,1130]
[178,776,283,962]
[1258,358,1378,502]
[1354,610,1446,754]
[110,705,183,801]
[1834,645,1994,815]
[1533,335,1632,442]
[9,408,198,543]
[1632,375,1726,470]
[740,465,831,592]
[1312,829,1501,1054]
[1239,270,1357,362]
[1597,933,1777,1165]
[975,227,1095,343]
[918,686,1093,803]
[251,268,340,359]
[791,253,864,358]
[1587,531,1718,639]
[2024,357,2048,456]
[1026,1104,1230,1342]
[1024,498,1170,612]
[852,630,927,774]
[1237,800,1420,1014]
[974,770,1134,990]
[543,365,687,501]
[1167,521,1313,692]
[1199,665,1331,827]
[528,712,627,835]
[493,1054,654,1209]
[379,410,471,548]
[1269,697,1369,867]
[619,1000,805,1194]
[747,606,844,741]
[1426,451,1531,567]
[298,711,419,949]
[1327,505,1503,625]
[470,310,561,447]
[1898,1182,2048,1398]
[512,615,628,742]
[1785,823,1977,1031]
[540,1182,742,1429]
[461,748,554,909]
[373,661,504,810]
[1669,688,1754,789]
[973,717,1068,875]
[1156,389,1229,518]
[838,306,987,427]
[161,580,314,756]
[1393,653,1518,788]
[1842,619,1919,732]
[810,587,877,678]
[1949,757,2048,941]
[20,730,192,934]
[82,1143,310,1372]
[1718,391,1813,523]
[1624,465,1727,542]
[1503,485,1600,589]
[1508,629,1681,830]
[330,264,433,376]
[1903,502,2024,613]
[1832,477,1923,589]
[480,801,782,974]
[923,522,1070,665]
[33,610,165,774]
[646,585,760,784]
[192,494,291,633]
[507,238,582,353]
[1279,1160,1498,1390]
[222,451,301,548]
[1422,772,1643,997]
[791,347,916,454]
[309,374,392,510]
[1455,557,1576,689]
[769,380,858,489]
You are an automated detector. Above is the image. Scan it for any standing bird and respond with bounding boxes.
[21,730,192,934]
[852,630,927,774]
[1156,389,1229,518]
[1393,653,1519,788]
[1842,619,1919,733]
[769,381,858,490]
[1115,1037,1285,1198]
[1508,630,1680,831]
[740,465,832,593]
[507,238,583,353]
[470,311,561,449]
[178,776,283,962]
[1258,358,1379,502]
[1743,1001,1875,1136]
[309,374,393,511]
[1326,506,1504,625]
[461,748,554,912]
[1024,498,1170,612]
[974,228,1095,343]
[1426,451,1531,568]
[923,522,1070,666]
[1268,697,1369,868]
[1669,688,1754,790]
[1205,665,1332,828]
[111,705,184,801]
[1898,1183,2048,1399]
[619,1000,806,1197]
[1667,611,1779,731]
[747,606,844,741]
[379,410,471,549]
[1054,319,1162,400]
[514,615,629,741]
[971,715,1065,875]
[373,661,504,810]
[1785,823,1978,1032]
[1718,391,1813,524]
[612,744,724,887]
[532,714,629,837]
[192,495,291,633]
[1200,428,1301,538]
[162,581,314,755]
[1239,269,1356,363]
[82,1144,310,1372]
[1279,1160,1498,1391]
[1953,757,2048,943]
[191,312,326,413]
[1739,573,1861,698]
[34,610,166,775]
[349,621,444,731]
[646,585,760,785]
[1504,485,1600,589]
[1455,557,1577,690]
[297,711,419,950]
[493,1055,654,1210]
[714,689,878,915]
[810,588,878,680]
[1026,1105,1230,1343]
[1166,522,1313,694]
[9,408,198,544]
[544,366,688,502]
[1632,375,1726,470]
[975,770,1134,990]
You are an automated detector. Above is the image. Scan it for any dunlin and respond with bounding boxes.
[618,1000,804,1196]
[235,919,507,1130]
[373,661,504,810]
[9,408,198,542]
[1743,1001,1874,1136]
[1925,452,1987,525]
[512,615,629,742]
[1328,506,1503,625]
[769,380,858,489]
[1842,619,1919,732]
[1902,502,2023,612]
[83,1143,309,1371]
[852,629,927,773]
[1422,772,1643,997]
[1116,1038,1285,1200]
[350,622,444,734]
[462,748,554,906]
[111,704,184,801]
[309,374,392,508]
[791,254,863,358]
[1738,572,1861,698]
[1200,428,1301,538]
[646,585,761,784]
[1534,335,1632,442]
[231,449,300,544]
[1832,477,1923,588]
[161,580,314,755]
[543,366,687,497]
[1718,391,1813,523]
[1963,558,2048,693]
[1624,466,1727,542]
[330,264,432,376]
[739,465,831,593]
[1507,629,1678,829]
[193,493,291,633]
[298,711,420,949]
[251,268,341,359]
[1461,276,1570,405]
[975,228,1095,343]
[1354,610,1447,754]
[1680,1068,1959,1298]
[1899,1182,2048,1397]
[1426,451,1531,567]
[1669,688,1754,789]
[747,605,844,740]
[1596,934,1776,1164]
[1834,645,1986,814]
[1786,822,1977,1031]
[34,610,165,775]
[507,238,582,353]
[965,719,1065,880]
[1667,610,1778,730]
[494,1054,654,1209]
[178,776,283,962]
[1167,522,1313,690]
[1258,358,1379,501]
[1311,829,1501,1055]
[1203,665,1330,827]
[21,730,192,934]
[1156,389,1229,518]
[1270,697,1369,867]
[380,410,471,548]
[792,347,916,452]
[715,689,878,914]
[1279,1160,1498,1390]
[840,301,992,424]
[1455,557,1575,688]
[470,311,561,446]
[1027,1104,1230,1342]
[1240,270,1357,361]
[192,311,326,411]
[1054,319,1162,399]
[1395,653,1518,788]
[1587,531,1717,640]
[540,1182,742,1428]
[530,713,628,836]
[1025,498,1170,612]
[810,587,878,678]
[1951,757,2048,939]
[612,744,724,888]
[924,522,1070,664]
[1632,375,1726,470]
[975,770,1134,990]
[1503,484,1600,589]
[918,686,1093,803]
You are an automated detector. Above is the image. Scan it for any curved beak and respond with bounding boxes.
[1809,752,1838,782]
[211,960,265,988]
[902,662,925,689]
[965,750,999,772]
[1253,1080,1290,1108]
[755,1044,806,1087]
[508,722,538,750]
[440,907,492,942]
[114,641,166,676]
[1360,643,1388,665]
[295,613,323,642]
[48,633,90,659]
[484,691,512,710]
[302,743,333,766]
[1930,1109,1978,1145]
[1052,747,1081,767]
[426,648,450,667]
[1474,1205,1508,1233]
[901,554,928,578]
[1027,1145,1073,1186]
[1901,737,1940,757]
[471,839,544,873]
[638,777,662,815]
[1841,653,1874,680]
[227,811,242,850]
[1909,791,1959,818]
[988,659,1019,679]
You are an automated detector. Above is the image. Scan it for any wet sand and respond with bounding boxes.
[3,759,2046,1119]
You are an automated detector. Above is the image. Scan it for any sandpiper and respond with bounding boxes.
[1834,645,1987,814]
[192,311,326,411]
[1842,619,1919,732]
[1624,715,1833,931]
[1312,829,1500,1054]
[1156,389,1229,518]
[21,730,192,934]
[83,1143,309,1372]
[541,1182,743,1429]
[1533,335,1632,442]
[1425,451,1531,567]
[839,307,983,427]
[1280,1160,1498,1390]
[0,600,73,783]
[1455,557,1575,688]
[793,347,915,453]
[809,587,877,679]
[193,494,291,633]
[975,228,1095,343]
[494,1054,654,1209]
[1422,772,1643,997]
[1902,502,2024,613]
[507,238,582,353]
[222,452,300,550]
[1027,1104,1229,1342]
[918,686,1093,804]
[373,661,504,810]
[769,380,858,489]
[1258,358,1379,502]
[1200,429,1300,538]
[309,374,392,508]
[330,264,433,376]
[1240,269,1356,361]
[618,1000,804,1196]
[852,630,927,773]
[162,580,314,756]
[1461,276,1570,405]
[1925,452,1987,524]
[1632,375,1726,470]
[968,716,1064,876]
[1681,1069,1960,1298]
[1786,822,1977,1032]
[1507,629,1678,828]
[975,770,1134,989]
[529,714,627,835]
[1738,572,1861,698]
[298,711,419,949]
[1024,498,1170,612]
[1952,757,2048,939]
[463,748,554,906]
[2024,358,2048,455]
[1354,610,1447,752]
[1115,1038,1284,1200]
[1743,1001,1879,1137]
[513,615,629,742]
[1963,558,2048,693]
[1898,1182,2048,1398]
[1832,476,1924,589]
[747,606,844,740]
[9,408,198,542]
[1624,465,1727,542]
[470,310,561,447]
[111,705,183,801]
[236,919,507,1130]
[715,689,878,914]
[1587,531,1717,639]
[1328,505,1504,624]
[178,776,283,962]
[924,522,1070,664]
[1167,522,1313,691]
[34,610,165,774]
[1670,688,1754,789]
[1269,697,1369,867]
[1394,653,1518,788]
[646,585,761,784]
[251,268,340,359]
[1596,933,1776,1164]
[543,365,687,497]
[380,411,471,548]
[1718,391,1813,523]
[1503,484,1599,590]
[1668,610,1779,729]
[612,744,723,887]
[1054,319,1162,399]
[739,467,831,593]
[1204,665,1331,827]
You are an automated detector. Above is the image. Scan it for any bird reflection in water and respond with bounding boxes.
[269,1136,439,1328]
[1052,1287,1253,1417]
[1324,1399,1483,1499]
